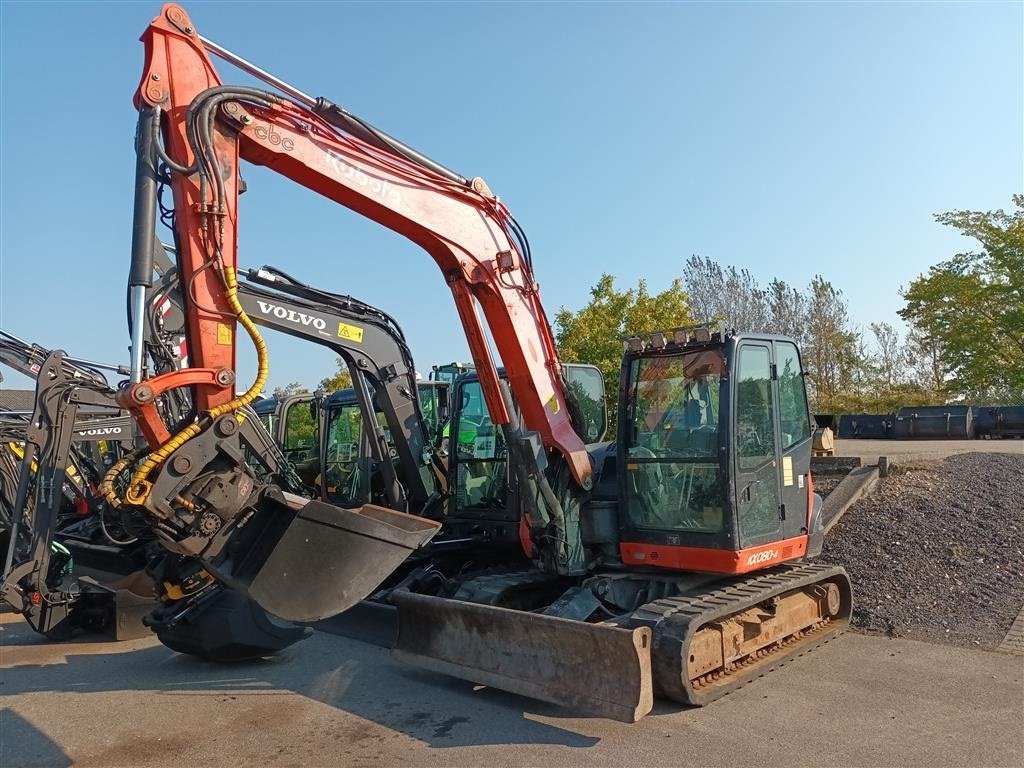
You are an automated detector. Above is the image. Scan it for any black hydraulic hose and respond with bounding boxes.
[312,98,468,187]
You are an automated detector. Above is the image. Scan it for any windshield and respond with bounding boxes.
[627,349,723,457]
[624,348,726,533]
[417,383,441,443]
[453,379,507,512]
[323,403,370,507]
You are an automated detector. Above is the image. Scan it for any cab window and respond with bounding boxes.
[323,403,369,506]
[735,346,776,470]
[453,380,507,512]
[623,350,725,533]
[776,342,810,450]
[283,401,317,462]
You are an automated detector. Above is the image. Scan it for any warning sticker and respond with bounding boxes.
[782,455,794,486]
[547,395,560,414]
[217,323,233,345]
[337,322,364,343]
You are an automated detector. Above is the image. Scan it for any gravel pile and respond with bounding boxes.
[812,475,844,499]
[822,451,1024,649]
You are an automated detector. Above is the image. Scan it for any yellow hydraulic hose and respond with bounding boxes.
[109,266,270,507]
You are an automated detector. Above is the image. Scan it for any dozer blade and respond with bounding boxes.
[220,495,440,622]
[392,591,654,723]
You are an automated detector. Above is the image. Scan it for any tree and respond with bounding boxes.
[682,256,863,412]
[902,324,948,398]
[319,358,353,392]
[683,256,768,331]
[899,195,1024,402]
[272,382,308,398]
[802,276,859,412]
[869,322,904,392]
[767,278,808,346]
[554,274,692,433]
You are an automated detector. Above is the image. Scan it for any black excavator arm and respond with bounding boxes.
[148,256,443,519]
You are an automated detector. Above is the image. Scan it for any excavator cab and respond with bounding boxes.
[321,387,380,508]
[445,364,605,549]
[618,328,816,570]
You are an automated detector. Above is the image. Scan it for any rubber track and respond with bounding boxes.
[626,562,852,706]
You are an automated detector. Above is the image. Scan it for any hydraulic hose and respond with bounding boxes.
[111,266,270,507]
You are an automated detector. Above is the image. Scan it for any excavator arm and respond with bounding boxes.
[151,256,443,518]
[112,5,591,602]
[131,5,589,488]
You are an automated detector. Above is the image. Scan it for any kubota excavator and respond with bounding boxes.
[117,3,851,721]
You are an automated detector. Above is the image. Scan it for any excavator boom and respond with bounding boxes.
[132,5,590,490]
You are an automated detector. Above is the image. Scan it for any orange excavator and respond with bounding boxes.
[114,4,851,721]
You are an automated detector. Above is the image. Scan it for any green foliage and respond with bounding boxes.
[319,358,353,392]
[554,274,692,434]
[900,195,1024,403]
[272,382,308,398]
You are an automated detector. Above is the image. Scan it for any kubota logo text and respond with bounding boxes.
[746,549,779,566]
[325,149,401,206]
[255,301,327,331]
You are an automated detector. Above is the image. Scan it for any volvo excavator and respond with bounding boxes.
[92,3,851,721]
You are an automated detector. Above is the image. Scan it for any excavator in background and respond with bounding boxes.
[0,328,317,651]
[87,3,851,721]
[1,341,158,640]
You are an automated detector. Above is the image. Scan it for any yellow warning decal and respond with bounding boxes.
[337,322,364,343]
[217,323,233,345]
[782,455,794,486]
[547,395,560,414]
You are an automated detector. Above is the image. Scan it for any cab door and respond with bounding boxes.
[732,342,783,549]
[772,340,813,542]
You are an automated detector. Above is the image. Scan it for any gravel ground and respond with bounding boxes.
[822,452,1024,650]
[813,475,844,499]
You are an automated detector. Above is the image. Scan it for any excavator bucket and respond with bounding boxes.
[222,495,440,622]
[153,587,314,662]
[392,592,654,722]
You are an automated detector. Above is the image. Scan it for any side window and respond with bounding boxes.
[735,346,776,470]
[283,401,317,457]
[564,364,606,443]
[257,412,276,440]
[776,342,810,450]
[417,385,439,443]
[454,380,508,514]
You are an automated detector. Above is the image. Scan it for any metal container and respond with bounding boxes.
[837,414,893,439]
[893,405,973,440]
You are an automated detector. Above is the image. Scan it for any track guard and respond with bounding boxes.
[393,591,654,722]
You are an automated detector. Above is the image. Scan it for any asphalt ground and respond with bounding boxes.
[2,612,1022,768]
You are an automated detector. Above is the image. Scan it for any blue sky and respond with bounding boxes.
[1,1,1021,393]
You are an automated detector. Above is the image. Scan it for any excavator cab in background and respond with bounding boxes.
[445,364,604,552]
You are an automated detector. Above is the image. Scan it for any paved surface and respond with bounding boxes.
[2,614,1022,768]
[836,438,1023,464]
